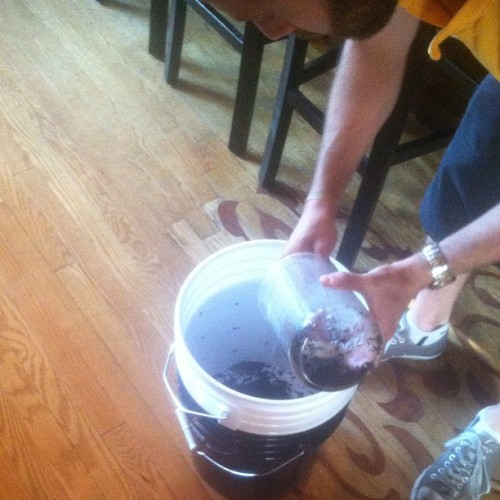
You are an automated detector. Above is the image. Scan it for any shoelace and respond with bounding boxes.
[389,322,406,345]
[432,432,491,498]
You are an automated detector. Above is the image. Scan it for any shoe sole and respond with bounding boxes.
[381,352,444,362]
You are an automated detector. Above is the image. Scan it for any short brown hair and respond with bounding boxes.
[325,0,398,39]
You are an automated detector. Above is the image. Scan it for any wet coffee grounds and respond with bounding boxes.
[290,307,383,391]
[214,360,317,400]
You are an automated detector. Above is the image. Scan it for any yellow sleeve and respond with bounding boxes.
[399,0,500,80]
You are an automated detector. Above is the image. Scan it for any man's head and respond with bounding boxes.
[325,0,398,39]
[205,0,398,41]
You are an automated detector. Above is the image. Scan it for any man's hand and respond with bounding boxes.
[319,254,429,341]
[284,198,337,256]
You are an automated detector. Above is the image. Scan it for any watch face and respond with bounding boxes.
[429,266,456,289]
[424,242,455,290]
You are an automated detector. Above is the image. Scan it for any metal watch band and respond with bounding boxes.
[422,240,456,289]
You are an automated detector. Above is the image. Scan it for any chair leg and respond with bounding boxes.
[336,155,399,269]
[259,36,309,188]
[164,0,187,86]
[336,24,434,268]
[149,0,169,61]
[228,23,267,157]
[336,88,414,268]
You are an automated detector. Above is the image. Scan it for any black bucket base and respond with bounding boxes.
[177,378,348,498]
[192,446,316,499]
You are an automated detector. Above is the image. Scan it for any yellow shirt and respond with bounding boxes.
[398,0,500,80]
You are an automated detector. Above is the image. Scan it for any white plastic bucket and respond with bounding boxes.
[170,239,357,436]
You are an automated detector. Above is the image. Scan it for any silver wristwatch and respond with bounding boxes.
[422,240,456,289]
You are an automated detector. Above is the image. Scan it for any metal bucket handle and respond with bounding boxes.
[163,343,228,421]
[165,345,306,478]
[196,446,305,478]
[174,404,306,478]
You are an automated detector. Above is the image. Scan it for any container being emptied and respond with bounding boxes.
[259,252,382,391]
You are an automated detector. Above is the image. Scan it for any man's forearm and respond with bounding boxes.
[383,202,500,295]
[439,203,500,277]
[308,7,420,212]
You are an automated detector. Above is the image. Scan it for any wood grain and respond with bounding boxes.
[0,0,498,498]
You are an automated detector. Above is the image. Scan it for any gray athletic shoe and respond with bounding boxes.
[382,312,448,361]
[410,414,500,499]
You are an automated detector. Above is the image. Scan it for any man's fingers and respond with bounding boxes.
[320,271,361,290]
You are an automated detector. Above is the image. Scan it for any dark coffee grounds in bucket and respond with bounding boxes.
[214,360,317,399]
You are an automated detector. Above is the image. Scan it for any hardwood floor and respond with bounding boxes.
[0,0,498,498]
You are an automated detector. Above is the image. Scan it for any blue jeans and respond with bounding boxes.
[420,74,500,240]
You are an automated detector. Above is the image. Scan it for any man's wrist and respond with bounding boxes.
[303,191,337,216]
[305,190,330,203]
[422,240,456,289]
[392,253,433,295]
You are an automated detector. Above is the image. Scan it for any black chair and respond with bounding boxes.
[259,25,480,268]
[162,0,277,156]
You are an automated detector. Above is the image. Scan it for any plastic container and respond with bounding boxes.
[259,252,382,391]
[165,240,357,495]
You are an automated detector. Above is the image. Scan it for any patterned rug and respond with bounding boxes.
[208,186,500,498]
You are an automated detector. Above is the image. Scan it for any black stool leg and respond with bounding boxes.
[228,23,267,157]
[149,0,169,61]
[164,0,187,86]
[336,24,434,268]
[336,88,414,268]
[336,141,404,269]
[259,36,309,188]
